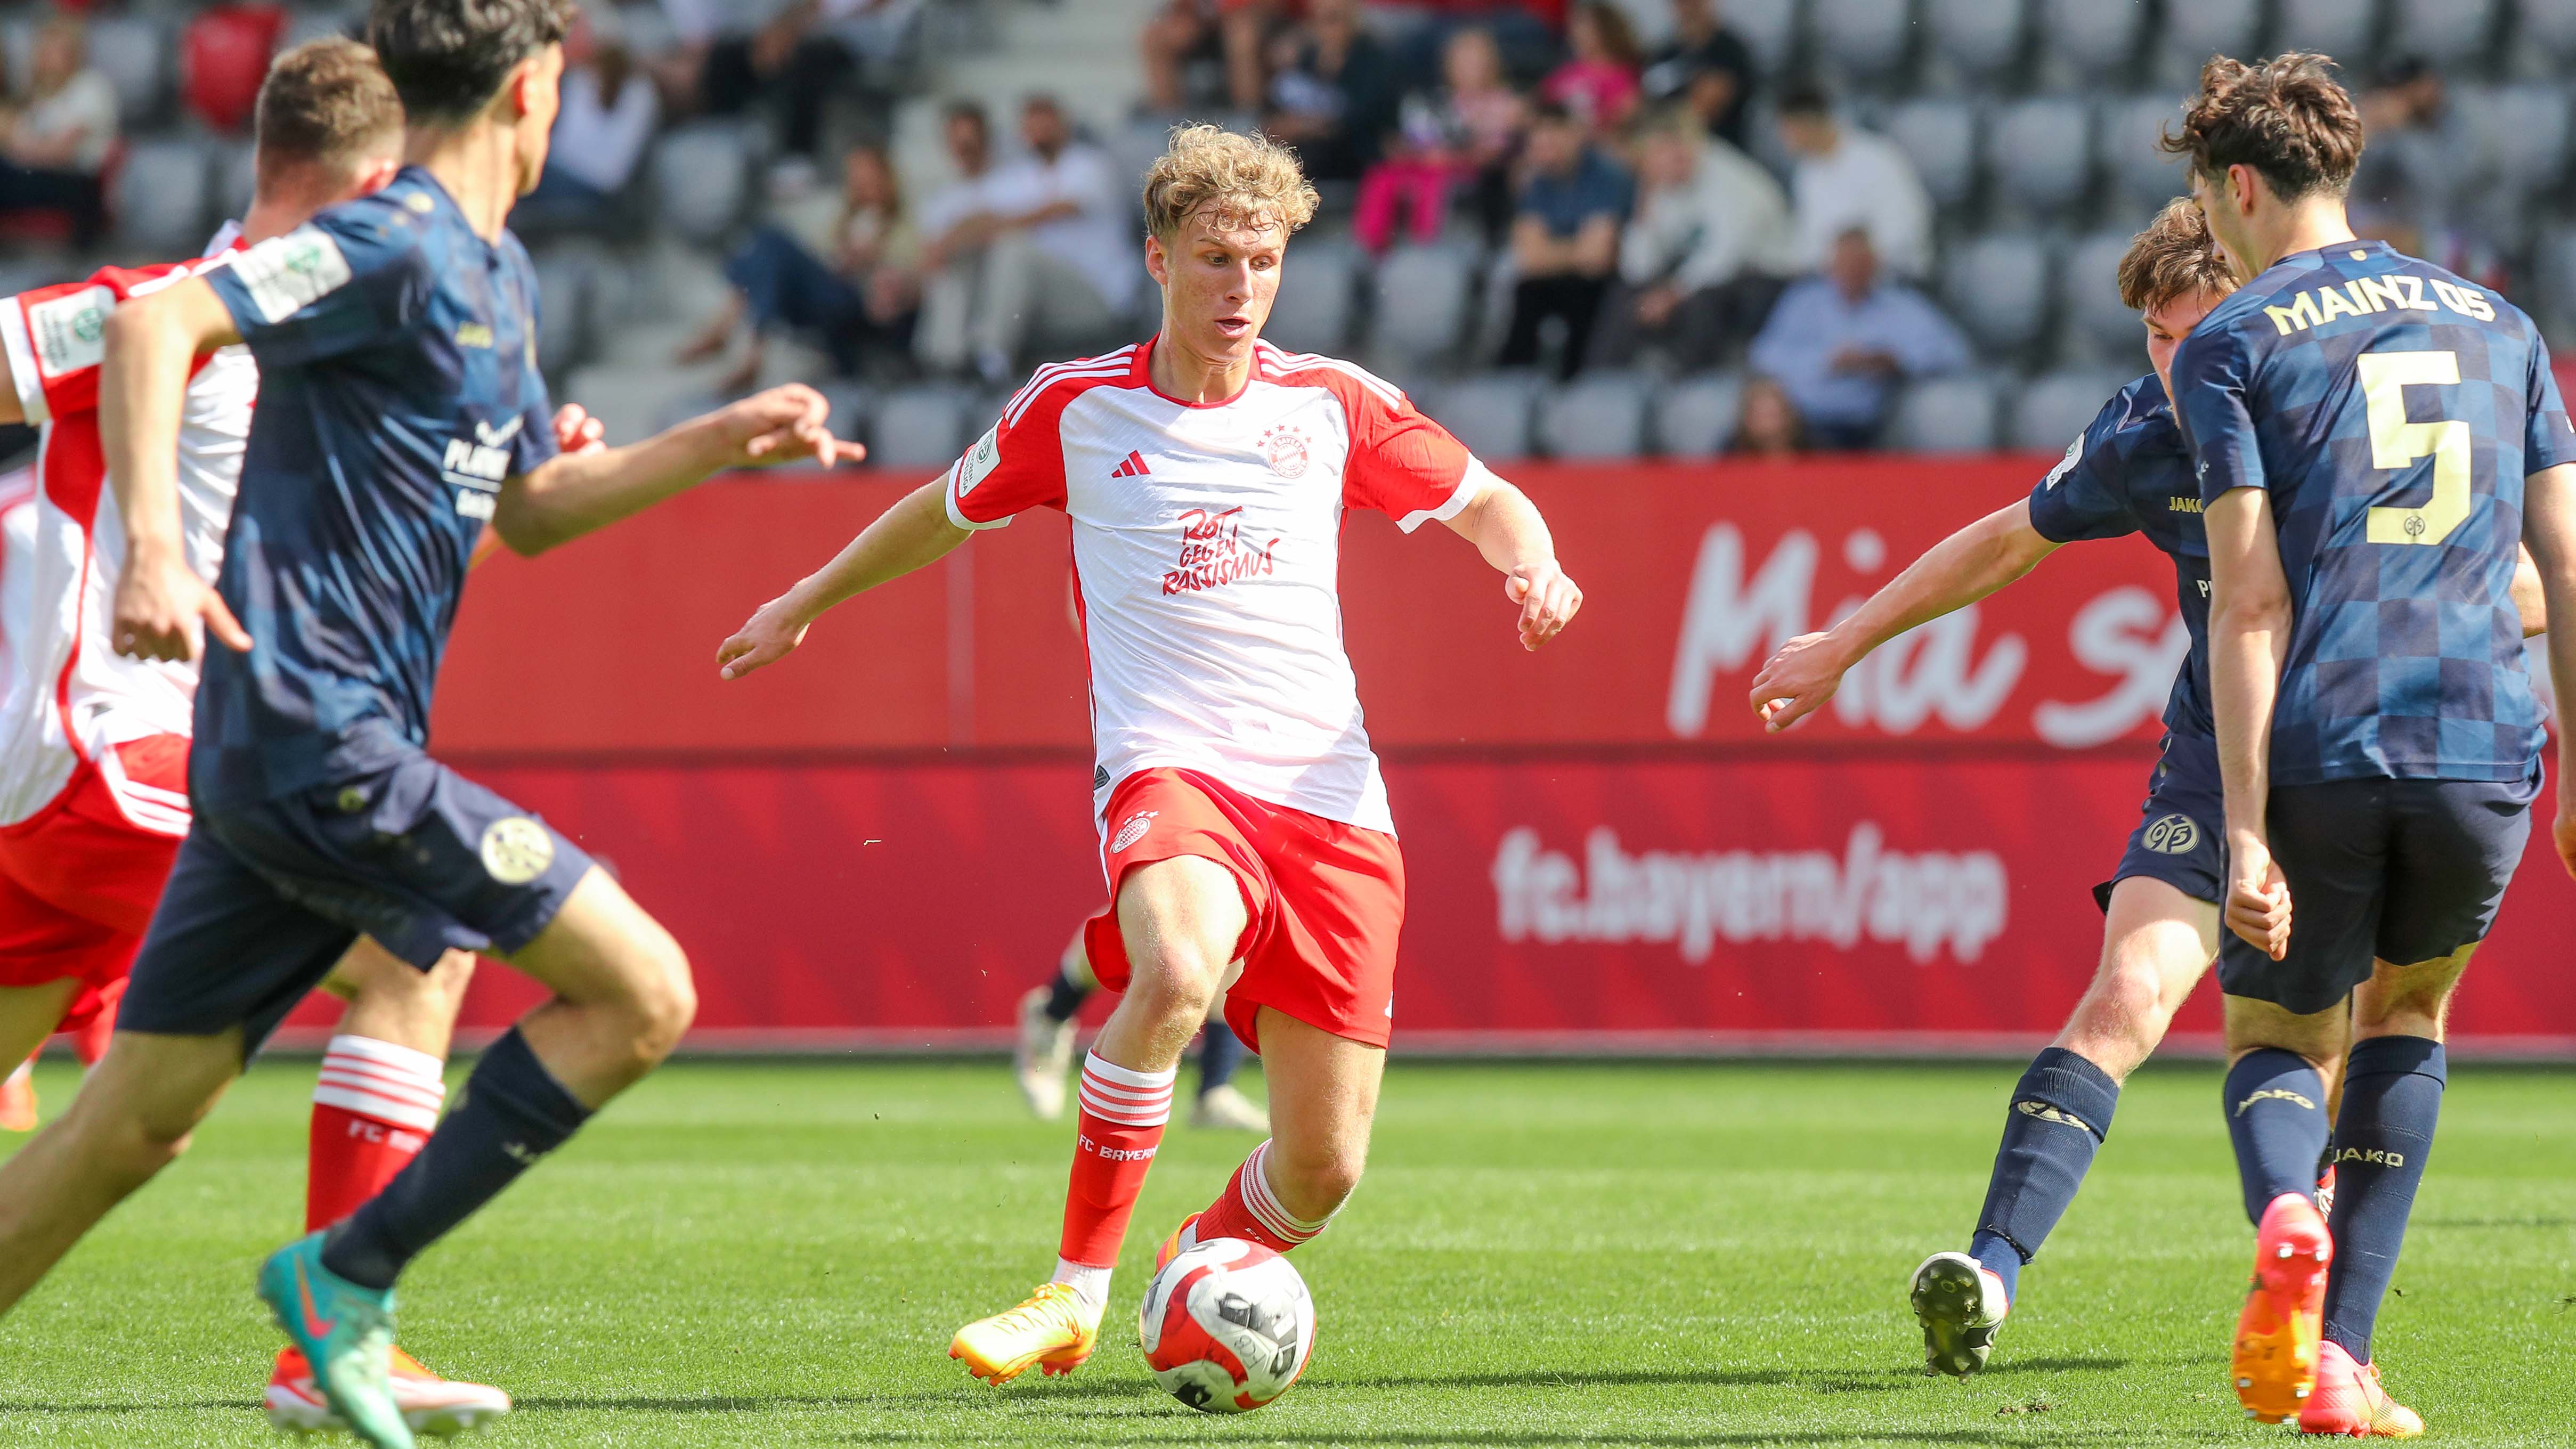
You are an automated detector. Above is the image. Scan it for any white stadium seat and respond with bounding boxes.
[1653,372,1746,459]
[1431,373,1541,461]
[1723,0,1801,76]
[1812,0,1914,79]
[2391,0,2498,70]
[2098,93,2192,208]
[1886,98,1980,210]
[1923,0,2027,80]
[1537,373,1650,460]
[2035,0,2146,80]
[1265,235,1362,358]
[2009,369,2128,453]
[1943,232,2052,355]
[2158,0,2262,69]
[1888,375,2001,453]
[111,140,210,255]
[1986,97,2095,215]
[2520,0,2576,61]
[86,17,165,127]
[865,385,975,471]
[2274,0,2381,62]
[652,124,753,245]
[2061,230,2142,360]
[2458,85,2571,197]
[531,254,596,376]
[1370,242,1477,365]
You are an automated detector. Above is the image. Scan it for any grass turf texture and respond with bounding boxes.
[0,1059,2566,1446]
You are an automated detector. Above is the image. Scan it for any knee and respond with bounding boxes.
[1124,958,1221,1028]
[614,934,697,1065]
[68,1099,196,1188]
[1269,1136,1368,1219]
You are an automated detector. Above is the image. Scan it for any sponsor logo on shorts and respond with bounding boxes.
[480,817,555,885]
[1110,810,1158,853]
[2234,1086,2315,1117]
[2142,813,2200,856]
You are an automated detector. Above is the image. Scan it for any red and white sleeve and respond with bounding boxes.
[1338,373,1497,533]
[0,264,188,426]
[945,375,1075,531]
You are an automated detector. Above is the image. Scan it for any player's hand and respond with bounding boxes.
[701,384,867,471]
[111,541,249,663]
[1505,559,1581,650]
[2224,832,2292,960]
[717,591,812,681]
[551,402,607,457]
[2554,796,2576,880]
[1750,631,1848,732]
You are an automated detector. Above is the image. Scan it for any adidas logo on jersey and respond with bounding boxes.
[1110,450,1152,479]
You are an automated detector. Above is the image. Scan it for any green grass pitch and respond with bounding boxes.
[0,1057,2566,1446]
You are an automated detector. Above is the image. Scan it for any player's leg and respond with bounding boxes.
[952,852,1247,1385]
[0,981,82,1133]
[1014,925,1093,1120]
[1181,1007,1378,1252]
[1916,874,2217,1376]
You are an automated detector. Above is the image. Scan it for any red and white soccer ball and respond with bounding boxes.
[1136,1237,1314,1413]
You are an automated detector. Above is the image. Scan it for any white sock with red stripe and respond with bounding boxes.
[1052,1052,1176,1315]
[307,1034,447,1231]
[1190,1139,1337,1253]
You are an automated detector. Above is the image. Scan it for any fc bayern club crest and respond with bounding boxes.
[1261,426,1309,478]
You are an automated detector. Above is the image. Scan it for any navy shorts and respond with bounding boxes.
[2094,734,2225,913]
[2216,772,2537,1016]
[119,751,592,1057]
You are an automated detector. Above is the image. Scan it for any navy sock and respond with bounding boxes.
[1197,1021,1246,1096]
[2223,1048,2331,1226]
[322,1029,590,1290]
[2322,1037,2445,1364]
[1966,1047,2119,1303]
[1042,965,1090,1023]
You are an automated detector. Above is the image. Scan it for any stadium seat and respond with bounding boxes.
[1884,99,1980,210]
[214,138,258,220]
[1943,232,2051,355]
[1265,234,1361,357]
[1722,0,1799,75]
[2520,0,2576,61]
[1370,242,1477,365]
[1109,115,1175,204]
[1537,373,1649,460]
[1811,0,1913,79]
[866,385,974,471]
[561,364,712,448]
[1985,99,2094,215]
[86,17,167,129]
[285,7,363,49]
[1923,0,2027,82]
[182,4,289,134]
[532,253,595,376]
[2458,85,2570,198]
[2541,230,2576,330]
[2008,369,2128,453]
[2157,0,2262,71]
[819,381,870,448]
[1653,371,1746,459]
[1430,373,1540,461]
[2061,231,2142,360]
[2393,0,2501,69]
[652,124,753,246]
[111,141,211,256]
[2274,0,2381,62]
[2034,0,2145,80]
[1887,375,2000,454]
[2098,94,2191,208]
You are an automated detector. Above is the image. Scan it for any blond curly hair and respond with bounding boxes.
[1142,124,1319,244]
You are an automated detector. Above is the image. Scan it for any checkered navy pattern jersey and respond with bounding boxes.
[2172,239,2576,786]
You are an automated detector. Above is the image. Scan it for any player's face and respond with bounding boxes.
[1148,211,1283,364]
[2143,288,2222,399]
[511,43,567,197]
[2189,169,2256,279]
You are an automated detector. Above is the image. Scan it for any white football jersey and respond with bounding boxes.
[0,240,256,831]
[0,470,36,685]
[946,339,1494,835]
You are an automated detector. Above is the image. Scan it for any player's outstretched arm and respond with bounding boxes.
[2521,463,2576,876]
[716,478,971,681]
[99,277,249,662]
[493,384,863,557]
[1750,500,2057,732]
[1439,479,1581,651]
[2205,487,2293,958]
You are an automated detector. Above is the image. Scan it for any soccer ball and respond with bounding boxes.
[1136,1236,1313,1413]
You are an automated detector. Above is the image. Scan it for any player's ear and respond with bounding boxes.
[1144,232,1170,289]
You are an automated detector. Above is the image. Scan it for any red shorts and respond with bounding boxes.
[0,734,189,1037]
[1084,767,1404,1053]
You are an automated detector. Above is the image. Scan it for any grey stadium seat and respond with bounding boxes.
[1654,372,1746,459]
[531,253,596,375]
[1943,233,2051,355]
[2521,0,2576,61]
[1722,0,1799,75]
[1924,0,2027,80]
[2098,94,2192,208]
[86,17,165,126]
[2009,369,2127,453]
[1986,98,2094,214]
[214,139,258,220]
[1888,375,2000,454]
[1537,373,1649,460]
[1885,99,1980,210]
[1264,234,1361,357]
[1811,0,1913,79]
[867,385,974,471]
[2459,85,2571,196]
[2035,0,2146,79]
[112,141,210,255]
[2274,0,2380,62]
[652,124,752,245]
[1109,116,1176,201]
[1430,374,1540,461]
[2392,0,2499,70]
[561,364,711,447]
[1370,242,1477,364]
[2061,230,2141,359]
[2158,0,2262,69]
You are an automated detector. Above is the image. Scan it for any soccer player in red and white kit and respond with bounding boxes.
[718,124,1583,1381]
[0,42,565,1434]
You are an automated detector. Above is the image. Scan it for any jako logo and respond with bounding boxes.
[1491,824,2008,965]
[2234,1087,2315,1116]
[2335,1146,2404,1168]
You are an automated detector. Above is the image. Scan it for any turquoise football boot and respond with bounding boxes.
[257,1232,414,1448]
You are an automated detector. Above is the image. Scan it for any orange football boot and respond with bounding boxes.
[2233,1192,2333,1423]
[949,1283,1098,1385]
[1155,1212,1202,1273]
[0,1061,35,1133]
[266,1344,512,1436]
[2297,1341,2424,1438]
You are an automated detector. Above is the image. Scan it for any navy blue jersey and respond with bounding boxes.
[2173,239,2576,786]
[193,167,557,806]
[2027,371,2212,741]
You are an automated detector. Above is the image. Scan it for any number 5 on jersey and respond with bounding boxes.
[2360,348,2469,546]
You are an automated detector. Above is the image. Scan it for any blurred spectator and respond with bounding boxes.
[523,5,660,230]
[915,97,1135,382]
[1141,0,1278,115]
[1262,0,1395,184]
[1589,107,1791,373]
[1746,228,1969,450]
[680,143,921,392]
[0,17,118,247]
[1639,0,1753,149]
[1352,25,1527,254]
[182,4,291,134]
[1540,3,1642,137]
[2350,56,2502,288]
[1733,376,1805,456]
[1499,102,1629,380]
[654,0,911,161]
[1776,82,1932,281]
